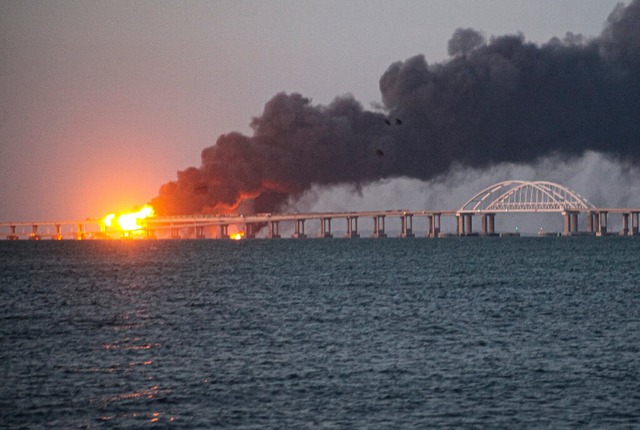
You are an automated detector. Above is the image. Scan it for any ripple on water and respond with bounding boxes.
[1,238,639,428]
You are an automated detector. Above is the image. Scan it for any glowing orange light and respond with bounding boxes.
[102,204,155,234]
[230,230,244,240]
[117,205,154,231]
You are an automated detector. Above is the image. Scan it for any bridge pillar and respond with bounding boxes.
[319,218,333,238]
[53,224,63,240]
[399,213,414,238]
[465,214,473,235]
[219,224,228,239]
[196,226,206,239]
[571,212,579,234]
[7,225,18,240]
[587,211,595,233]
[631,212,639,236]
[76,224,86,240]
[345,216,359,238]
[292,219,307,239]
[268,221,280,239]
[457,213,474,236]
[29,225,41,240]
[372,215,386,238]
[428,214,441,238]
[171,227,181,239]
[597,211,608,236]
[621,213,630,236]
[481,213,496,236]
[244,223,256,239]
[563,211,579,236]
[146,229,156,239]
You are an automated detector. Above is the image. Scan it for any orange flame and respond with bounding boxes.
[103,204,155,232]
[230,231,244,240]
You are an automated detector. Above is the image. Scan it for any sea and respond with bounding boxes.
[1,237,639,429]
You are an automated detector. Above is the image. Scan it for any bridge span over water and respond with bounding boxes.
[1,181,639,239]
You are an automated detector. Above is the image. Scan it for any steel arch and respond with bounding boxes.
[459,180,594,213]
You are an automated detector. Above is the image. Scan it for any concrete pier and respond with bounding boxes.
[219,224,228,239]
[171,227,180,239]
[196,226,206,239]
[372,215,386,238]
[563,211,581,235]
[481,213,497,236]
[597,211,608,236]
[292,219,306,239]
[268,221,280,239]
[28,225,41,240]
[457,213,475,236]
[399,213,414,238]
[621,211,640,236]
[621,213,630,236]
[53,224,63,240]
[319,218,333,238]
[76,224,86,240]
[587,211,598,234]
[7,225,18,240]
[244,223,256,239]
[344,216,359,238]
[427,214,441,238]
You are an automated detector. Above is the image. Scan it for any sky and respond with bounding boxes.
[0,0,626,222]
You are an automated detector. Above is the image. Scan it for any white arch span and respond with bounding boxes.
[459,180,594,213]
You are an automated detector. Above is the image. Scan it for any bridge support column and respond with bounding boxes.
[319,218,333,238]
[399,213,414,238]
[292,219,307,239]
[631,212,639,236]
[563,211,579,236]
[481,213,496,236]
[76,224,85,240]
[244,223,256,239]
[457,213,474,236]
[428,214,441,238]
[196,226,206,239]
[621,213,630,236]
[345,217,359,238]
[587,211,596,234]
[146,229,156,239]
[219,224,228,239]
[53,224,63,240]
[7,225,18,240]
[465,214,473,235]
[29,225,40,240]
[372,215,387,238]
[171,227,181,239]
[597,211,608,236]
[268,221,280,239]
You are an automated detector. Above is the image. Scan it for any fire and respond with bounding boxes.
[230,231,244,240]
[103,204,155,233]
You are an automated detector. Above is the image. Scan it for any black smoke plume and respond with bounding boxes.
[152,0,640,215]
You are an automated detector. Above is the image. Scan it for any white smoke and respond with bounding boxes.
[285,151,640,235]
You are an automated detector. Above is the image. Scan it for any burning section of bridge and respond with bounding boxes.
[102,204,155,238]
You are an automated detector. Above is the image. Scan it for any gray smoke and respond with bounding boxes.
[152,0,640,215]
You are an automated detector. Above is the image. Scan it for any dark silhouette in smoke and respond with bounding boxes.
[152,0,640,215]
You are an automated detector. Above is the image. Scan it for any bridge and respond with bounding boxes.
[1,180,639,239]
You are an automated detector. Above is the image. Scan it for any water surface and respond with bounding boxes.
[1,238,639,428]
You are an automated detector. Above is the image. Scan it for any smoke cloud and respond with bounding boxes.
[152,0,640,216]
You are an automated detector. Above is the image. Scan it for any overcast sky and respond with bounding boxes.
[0,0,623,221]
